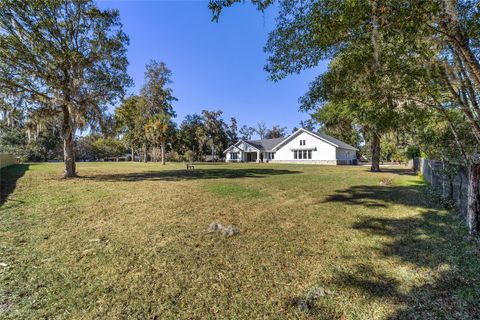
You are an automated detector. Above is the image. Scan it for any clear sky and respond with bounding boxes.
[98,0,328,134]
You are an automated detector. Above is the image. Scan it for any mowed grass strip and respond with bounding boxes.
[204,182,264,198]
[0,162,479,319]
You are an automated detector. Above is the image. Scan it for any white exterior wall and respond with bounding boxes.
[225,146,242,162]
[273,131,337,161]
[225,142,260,162]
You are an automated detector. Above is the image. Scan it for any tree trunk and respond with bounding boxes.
[444,71,480,143]
[455,42,480,91]
[467,164,480,236]
[62,107,76,178]
[161,141,166,165]
[143,144,147,163]
[211,143,215,162]
[131,146,134,161]
[441,0,480,90]
[370,133,381,172]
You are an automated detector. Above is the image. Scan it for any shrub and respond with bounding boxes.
[184,150,194,162]
[166,151,182,162]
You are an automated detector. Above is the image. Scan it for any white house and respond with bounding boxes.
[224,128,358,165]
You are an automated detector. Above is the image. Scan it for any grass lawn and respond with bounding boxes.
[1,162,480,319]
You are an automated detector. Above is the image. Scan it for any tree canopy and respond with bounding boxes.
[0,0,131,177]
[209,0,480,234]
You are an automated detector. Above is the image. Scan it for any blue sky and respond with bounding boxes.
[98,0,328,134]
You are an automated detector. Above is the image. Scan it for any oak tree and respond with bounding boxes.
[0,0,131,177]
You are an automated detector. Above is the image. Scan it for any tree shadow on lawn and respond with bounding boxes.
[79,168,302,182]
[324,184,429,209]
[323,183,480,318]
[0,164,31,208]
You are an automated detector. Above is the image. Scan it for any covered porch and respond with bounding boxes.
[224,141,275,163]
[241,151,275,163]
[243,151,260,163]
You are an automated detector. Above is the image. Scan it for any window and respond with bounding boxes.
[300,139,306,146]
[271,152,275,160]
[293,150,312,159]
[230,152,238,160]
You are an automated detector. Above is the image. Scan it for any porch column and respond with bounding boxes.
[256,150,260,163]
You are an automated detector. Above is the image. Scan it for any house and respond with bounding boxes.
[224,128,358,165]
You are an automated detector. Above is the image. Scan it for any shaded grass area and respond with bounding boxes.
[0,164,30,206]
[79,167,301,182]
[0,162,479,319]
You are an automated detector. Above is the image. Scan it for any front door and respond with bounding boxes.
[246,152,257,162]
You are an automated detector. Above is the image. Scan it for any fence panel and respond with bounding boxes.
[415,158,468,218]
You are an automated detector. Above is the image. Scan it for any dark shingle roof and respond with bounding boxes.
[313,131,358,151]
[246,137,286,151]
[270,129,358,151]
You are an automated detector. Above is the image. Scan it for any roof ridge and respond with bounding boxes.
[247,137,286,141]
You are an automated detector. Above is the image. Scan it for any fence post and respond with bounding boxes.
[442,161,446,199]
[467,164,480,236]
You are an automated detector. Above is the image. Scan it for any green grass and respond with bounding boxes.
[204,182,264,198]
[1,162,479,319]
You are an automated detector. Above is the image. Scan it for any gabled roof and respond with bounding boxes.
[223,139,262,153]
[272,128,358,151]
[224,128,357,154]
[224,137,287,153]
[314,131,358,151]
[246,137,287,151]
[223,144,237,154]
